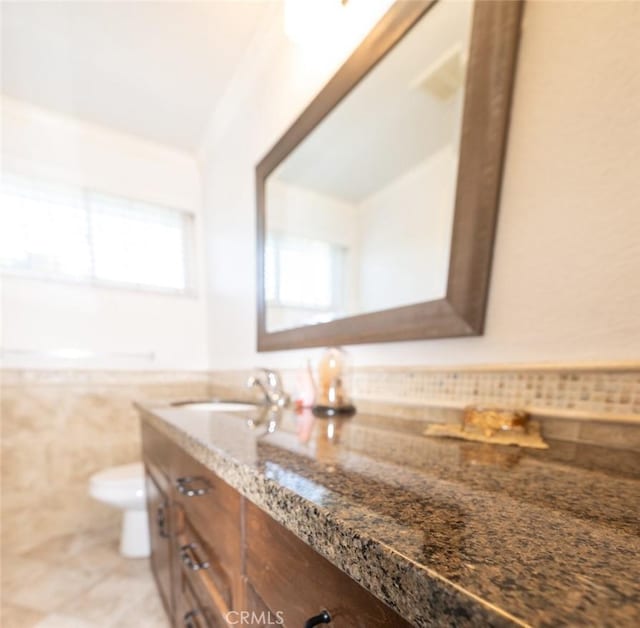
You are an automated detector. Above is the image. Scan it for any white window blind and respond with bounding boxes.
[0,173,194,293]
[265,234,345,311]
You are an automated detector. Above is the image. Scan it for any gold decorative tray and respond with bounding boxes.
[424,407,549,449]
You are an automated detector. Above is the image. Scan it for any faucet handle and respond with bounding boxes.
[247,374,267,397]
[251,367,282,390]
[263,368,282,390]
[246,374,258,387]
[248,368,289,408]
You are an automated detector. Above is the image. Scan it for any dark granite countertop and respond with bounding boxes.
[138,403,640,627]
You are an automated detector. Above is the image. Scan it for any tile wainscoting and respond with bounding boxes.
[0,370,211,554]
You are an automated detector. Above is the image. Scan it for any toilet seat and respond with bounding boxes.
[89,462,146,511]
[90,462,145,492]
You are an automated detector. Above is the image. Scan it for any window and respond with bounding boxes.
[265,233,346,313]
[0,173,194,293]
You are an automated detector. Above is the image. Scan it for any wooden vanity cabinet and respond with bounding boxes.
[141,421,411,628]
[176,574,209,628]
[244,501,412,628]
[142,425,175,620]
[172,445,243,626]
[145,462,174,618]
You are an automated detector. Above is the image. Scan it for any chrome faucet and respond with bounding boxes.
[247,368,290,408]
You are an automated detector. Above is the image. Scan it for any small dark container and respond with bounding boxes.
[312,404,356,418]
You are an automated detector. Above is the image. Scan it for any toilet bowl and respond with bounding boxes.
[89,461,150,558]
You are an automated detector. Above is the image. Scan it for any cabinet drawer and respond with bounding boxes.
[172,448,242,611]
[177,568,224,628]
[176,517,233,625]
[245,501,411,628]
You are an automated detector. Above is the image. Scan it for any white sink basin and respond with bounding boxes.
[177,402,258,412]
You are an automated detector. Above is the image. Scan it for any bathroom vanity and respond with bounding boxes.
[141,407,410,628]
[139,402,640,628]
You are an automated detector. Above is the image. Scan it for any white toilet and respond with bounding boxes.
[89,461,150,558]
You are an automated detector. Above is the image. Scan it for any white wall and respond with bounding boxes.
[202,0,640,369]
[0,96,209,370]
[267,178,358,248]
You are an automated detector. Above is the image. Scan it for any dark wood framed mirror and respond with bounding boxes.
[256,0,522,351]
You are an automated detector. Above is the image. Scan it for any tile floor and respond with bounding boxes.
[1,525,169,627]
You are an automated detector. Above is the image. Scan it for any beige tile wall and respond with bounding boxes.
[1,370,211,554]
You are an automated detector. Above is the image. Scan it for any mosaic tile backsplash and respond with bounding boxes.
[348,366,640,421]
[211,363,640,423]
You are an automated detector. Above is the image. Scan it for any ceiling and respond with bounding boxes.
[1,0,270,152]
[275,0,473,202]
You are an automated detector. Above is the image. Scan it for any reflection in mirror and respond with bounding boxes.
[265,0,473,333]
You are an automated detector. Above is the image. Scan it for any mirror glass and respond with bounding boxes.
[264,0,473,333]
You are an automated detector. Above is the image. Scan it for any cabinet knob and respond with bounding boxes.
[176,476,211,497]
[180,543,209,571]
[304,610,331,628]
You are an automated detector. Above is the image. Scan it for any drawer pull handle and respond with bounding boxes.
[304,610,331,627]
[183,609,203,628]
[180,543,209,571]
[156,502,169,538]
[176,476,211,497]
